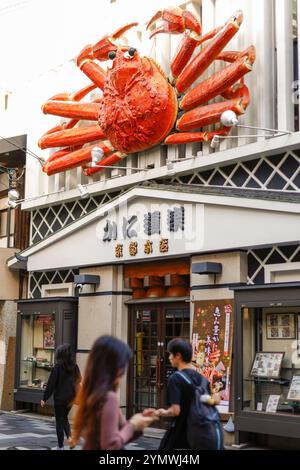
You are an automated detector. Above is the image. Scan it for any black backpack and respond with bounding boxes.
[176,370,224,450]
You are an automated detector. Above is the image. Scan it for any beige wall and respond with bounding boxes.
[0,300,17,410]
[76,264,130,406]
[190,251,248,326]
[262,308,300,368]
[0,248,19,300]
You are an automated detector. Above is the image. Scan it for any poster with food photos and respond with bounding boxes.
[266,313,296,339]
[192,300,233,411]
[250,352,284,378]
[266,395,280,413]
[287,375,300,402]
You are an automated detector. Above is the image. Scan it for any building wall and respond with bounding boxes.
[0,248,19,300]
[2,0,298,207]
[191,251,248,326]
[76,265,130,406]
[0,300,17,410]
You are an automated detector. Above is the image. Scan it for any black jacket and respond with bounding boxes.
[43,363,81,405]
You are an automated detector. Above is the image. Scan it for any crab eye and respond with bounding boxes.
[108,51,116,60]
[128,47,136,57]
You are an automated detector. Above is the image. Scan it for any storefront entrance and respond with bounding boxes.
[127,302,190,418]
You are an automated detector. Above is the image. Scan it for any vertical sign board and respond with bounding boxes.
[192,300,234,412]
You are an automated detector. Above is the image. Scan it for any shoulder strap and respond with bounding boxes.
[176,371,192,384]
[176,369,207,391]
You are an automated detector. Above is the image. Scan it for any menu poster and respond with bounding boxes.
[192,300,234,411]
[287,375,300,402]
[250,352,284,378]
[266,313,296,339]
[43,321,55,349]
[266,395,280,413]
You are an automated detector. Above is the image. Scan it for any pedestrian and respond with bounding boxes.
[40,343,81,450]
[153,338,222,450]
[71,335,157,450]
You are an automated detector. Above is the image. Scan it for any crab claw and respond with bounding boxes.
[77,22,138,65]
[147,7,201,39]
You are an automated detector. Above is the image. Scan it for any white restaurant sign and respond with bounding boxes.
[95,198,205,263]
[11,187,300,272]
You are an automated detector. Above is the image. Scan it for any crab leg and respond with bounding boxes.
[170,34,200,81]
[165,128,231,145]
[147,7,202,80]
[45,146,83,164]
[177,99,245,132]
[180,46,255,110]
[176,11,244,94]
[38,124,106,149]
[42,101,100,121]
[43,142,113,176]
[83,151,127,176]
[43,119,80,136]
[41,83,98,137]
[49,83,97,103]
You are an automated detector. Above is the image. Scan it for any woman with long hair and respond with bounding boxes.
[41,343,81,450]
[71,335,156,450]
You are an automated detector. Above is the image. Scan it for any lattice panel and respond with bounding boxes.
[27,244,300,297]
[30,191,123,244]
[28,269,79,299]
[30,150,300,245]
[168,151,300,191]
[247,244,300,285]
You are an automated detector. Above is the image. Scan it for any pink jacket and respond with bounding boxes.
[84,391,136,450]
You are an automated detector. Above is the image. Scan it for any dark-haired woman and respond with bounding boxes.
[41,343,81,450]
[71,335,156,450]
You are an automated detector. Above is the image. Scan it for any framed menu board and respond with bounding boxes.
[266,313,296,339]
[287,376,300,402]
[250,352,284,378]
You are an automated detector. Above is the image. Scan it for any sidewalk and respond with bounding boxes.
[0,410,269,450]
[0,411,161,450]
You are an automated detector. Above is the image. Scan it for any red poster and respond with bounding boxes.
[192,300,234,411]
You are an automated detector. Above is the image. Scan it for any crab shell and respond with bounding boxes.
[98,49,178,154]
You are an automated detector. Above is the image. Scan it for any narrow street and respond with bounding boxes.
[0,412,160,450]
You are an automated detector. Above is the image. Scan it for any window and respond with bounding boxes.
[20,314,55,390]
[243,307,300,415]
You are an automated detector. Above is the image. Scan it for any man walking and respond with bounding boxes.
[155,338,222,450]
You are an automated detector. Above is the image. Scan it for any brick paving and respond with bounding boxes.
[0,411,160,450]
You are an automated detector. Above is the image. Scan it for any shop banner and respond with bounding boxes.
[192,300,234,412]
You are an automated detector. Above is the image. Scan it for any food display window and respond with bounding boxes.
[242,307,300,416]
[15,298,78,409]
[20,314,56,390]
[233,284,300,445]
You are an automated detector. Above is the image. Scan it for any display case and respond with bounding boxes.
[15,297,78,408]
[233,284,300,445]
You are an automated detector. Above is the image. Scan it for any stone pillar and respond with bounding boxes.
[191,250,248,308]
[0,300,17,410]
[190,250,248,446]
[76,265,131,407]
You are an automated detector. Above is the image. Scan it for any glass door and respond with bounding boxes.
[128,303,190,418]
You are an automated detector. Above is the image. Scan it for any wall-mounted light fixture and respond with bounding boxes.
[77,184,89,199]
[210,111,292,149]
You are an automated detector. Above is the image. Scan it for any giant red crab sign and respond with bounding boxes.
[39,7,256,176]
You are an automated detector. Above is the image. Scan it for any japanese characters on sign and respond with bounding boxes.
[103,207,184,258]
[192,300,234,412]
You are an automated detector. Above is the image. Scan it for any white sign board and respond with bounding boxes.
[94,199,205,263]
